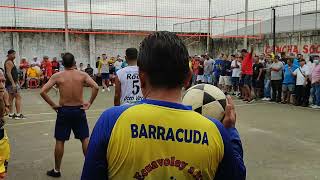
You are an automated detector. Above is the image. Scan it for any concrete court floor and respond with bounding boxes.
[3,88,320,180]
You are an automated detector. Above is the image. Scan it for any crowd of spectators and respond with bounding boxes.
[190,46,320,109]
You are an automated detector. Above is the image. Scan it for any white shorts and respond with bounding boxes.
[196,75,204,82]
[219,76,232,86]
[203,74,212,84]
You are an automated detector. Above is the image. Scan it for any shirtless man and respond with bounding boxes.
[40,53,99,178]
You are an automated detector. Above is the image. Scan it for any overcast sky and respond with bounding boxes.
[0,0,316,34]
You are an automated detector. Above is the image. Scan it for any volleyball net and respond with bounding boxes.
[0,0,262,39]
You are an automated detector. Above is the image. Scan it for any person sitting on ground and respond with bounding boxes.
[81,31,246,180]
[27,64,40,88]
[310,57,320,108]
[19,57,29,89]
[282,58,298,104]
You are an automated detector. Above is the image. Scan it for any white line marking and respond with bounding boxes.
[6,116,98,127]
[24,109,105,116]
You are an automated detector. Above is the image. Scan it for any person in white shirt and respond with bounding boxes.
[231,55,241,96]
[292,59,311,106]
[114,58,123,73]
[114,48,143,106]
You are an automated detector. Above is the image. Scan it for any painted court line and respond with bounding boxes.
[6,116,97,127]
[24,108,105,116]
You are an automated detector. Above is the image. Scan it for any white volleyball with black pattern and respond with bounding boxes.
[182,84,227,121]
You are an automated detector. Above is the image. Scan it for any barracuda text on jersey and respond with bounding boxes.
[131,124,209,145]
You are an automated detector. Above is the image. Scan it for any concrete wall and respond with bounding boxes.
[0,32,207,69]
[211,30,320,59]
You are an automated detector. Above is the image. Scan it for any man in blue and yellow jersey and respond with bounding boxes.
[81,31,246,180]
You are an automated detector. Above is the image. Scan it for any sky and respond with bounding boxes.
[0,0,317,34]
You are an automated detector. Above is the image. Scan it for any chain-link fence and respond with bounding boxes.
[173,0,320,38]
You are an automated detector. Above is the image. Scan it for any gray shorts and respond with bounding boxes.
[6,84,21,94]
[282,84,295,92]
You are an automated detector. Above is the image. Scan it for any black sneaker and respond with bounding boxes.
[47,169,61,178]
[9,114,16,119]
[15,114,26,120]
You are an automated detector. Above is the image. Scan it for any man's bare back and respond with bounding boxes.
[41,68,99,111]
[54,69,88,106]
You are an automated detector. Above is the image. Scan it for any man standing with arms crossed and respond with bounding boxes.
[114,48,143,106]
[82,31,245,180]
[40,53,99,178]
[4,50,26,119]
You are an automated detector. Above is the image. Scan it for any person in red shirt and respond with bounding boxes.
[51,57,60,74]
[42,56,53,82]
[192,56,200,84]
[19,57,29,88]
[241,44,254,103]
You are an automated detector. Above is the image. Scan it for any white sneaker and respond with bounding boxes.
[107,87,111,92]
[261,97,267,101]
[102,89,105,92]
[311,105,320,109]
[266,98,271,101]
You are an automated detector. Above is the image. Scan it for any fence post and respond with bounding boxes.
[207,0,212,53]
[155,0,158,31]
[316,0,318,30]
[272,7,276,53]
[244,0,248,49]
[253,11,255,36]
[293,4,295,33]
[64,0,69,52]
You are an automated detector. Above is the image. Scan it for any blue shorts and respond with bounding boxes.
[243,75,252,86]
[101,73,110,80]
[231,77,240,86]
[55,106,89,141]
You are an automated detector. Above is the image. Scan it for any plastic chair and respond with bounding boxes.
[28,79,38,89]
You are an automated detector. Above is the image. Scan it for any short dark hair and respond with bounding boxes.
[8,49,15,55]
[126,48,138,61]
[62,53,75,68]
[241,49,247,53]
[138,31,189,88]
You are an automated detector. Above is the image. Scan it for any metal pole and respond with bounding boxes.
[13,0,17,27]
[155,0,158,31]
[293,4,295,33]
[64,0,69,52]
[206,0,212,53]
[272,8,276,53]
[244,0,248,49]
[252,11,255,35]
[90,0,93,30]
[237,13,239,36]
[316,0,318,30]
